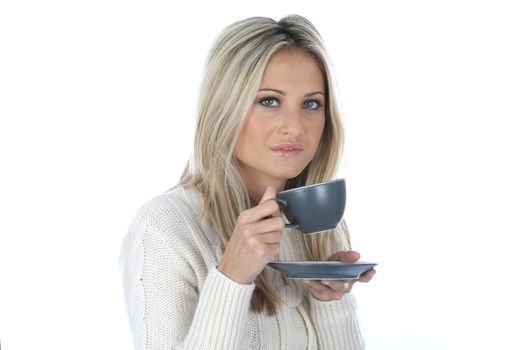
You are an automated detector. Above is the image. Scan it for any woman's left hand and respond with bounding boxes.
[300,250,376,301]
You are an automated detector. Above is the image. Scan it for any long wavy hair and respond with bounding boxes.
[179,15,349,315]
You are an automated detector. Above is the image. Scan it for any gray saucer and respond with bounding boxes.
[268,261,377,280]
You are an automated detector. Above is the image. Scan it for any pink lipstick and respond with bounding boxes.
[270,143,304,157]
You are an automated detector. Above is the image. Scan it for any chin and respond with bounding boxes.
[271,167,305,181]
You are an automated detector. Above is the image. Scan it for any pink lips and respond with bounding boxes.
[270,143,304,157]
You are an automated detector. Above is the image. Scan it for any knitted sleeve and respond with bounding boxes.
[308,292,365,349]
[120,197,256,349]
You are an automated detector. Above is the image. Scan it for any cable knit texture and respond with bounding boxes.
[120,186,365,349]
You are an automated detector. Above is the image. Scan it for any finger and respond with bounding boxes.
[358,269,376,283]
[303,280,346,301]
[259,186,277,204]
[257,199,281,220]
[343,281,354,292]
[260,186,283,217]
[239,200,280,225]
[251,216,284,235]
[320,280,354,293]
[327,250,360,263]
[303,280,334,294]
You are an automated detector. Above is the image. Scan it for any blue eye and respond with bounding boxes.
[260,97,280,107]
[303,99,321,110]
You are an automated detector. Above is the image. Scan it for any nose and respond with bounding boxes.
[278,106,303,136]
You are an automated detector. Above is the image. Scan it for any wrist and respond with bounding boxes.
[216,262,253,285]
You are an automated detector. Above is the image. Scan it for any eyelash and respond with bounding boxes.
[303,99,322,110]
[259,97,280,108]
[258,97,323,110]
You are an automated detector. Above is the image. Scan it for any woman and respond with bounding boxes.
[121,15,375,349]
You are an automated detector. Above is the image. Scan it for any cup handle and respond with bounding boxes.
[274,198,287,207]
[274,198,300,229]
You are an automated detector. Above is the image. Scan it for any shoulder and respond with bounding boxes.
[124,185,220,262]
[132,185,203,228]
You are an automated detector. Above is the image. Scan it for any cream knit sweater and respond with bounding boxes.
[120,186,365,349]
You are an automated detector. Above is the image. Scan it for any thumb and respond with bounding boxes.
[259,186,277,204]
[327,250,360,263]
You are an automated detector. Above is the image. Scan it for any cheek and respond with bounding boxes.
[243,116,272,142]
[235,116,269,156]
[311,116,326,144]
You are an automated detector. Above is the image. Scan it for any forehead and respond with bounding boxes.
[259,49,325,92]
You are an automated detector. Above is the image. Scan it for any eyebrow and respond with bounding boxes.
[258,88,325,97]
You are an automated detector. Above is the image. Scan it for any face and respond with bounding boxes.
[234,49,326,194]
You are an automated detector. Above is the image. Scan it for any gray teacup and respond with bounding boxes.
[276,178,346,234]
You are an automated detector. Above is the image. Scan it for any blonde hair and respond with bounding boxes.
[179,15,349,315]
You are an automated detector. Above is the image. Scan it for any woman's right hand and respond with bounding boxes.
[217,186,284,284]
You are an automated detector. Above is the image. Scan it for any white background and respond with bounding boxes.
[1,1,524,349]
